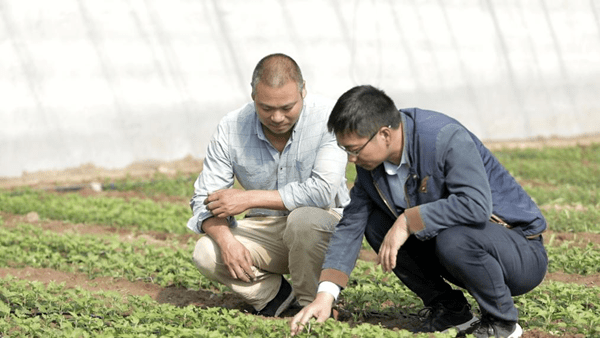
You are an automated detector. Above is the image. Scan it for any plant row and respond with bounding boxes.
[346,261,599,336]
[1,222,599,336]
[93,143,600,206]
[2,271,598,338]
[1,275,453,338]
[60,145,600,206]
[0,223,218,291]
[1,223,599,288]
[2,188,599,235]
[0,190,191,234]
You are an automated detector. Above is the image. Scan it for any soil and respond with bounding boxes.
[2,135,600,337]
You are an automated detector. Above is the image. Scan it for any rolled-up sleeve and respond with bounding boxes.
[186,122,236,234]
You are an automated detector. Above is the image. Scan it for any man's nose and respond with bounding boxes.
[347,153,358,163]
[271,110,285,123]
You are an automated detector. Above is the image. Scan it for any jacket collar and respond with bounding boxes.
[370,111,413,206]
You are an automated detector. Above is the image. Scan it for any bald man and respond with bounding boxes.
[187,53,350,317]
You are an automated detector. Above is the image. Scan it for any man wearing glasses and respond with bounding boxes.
[188,53,350,317]
[291,85,547,338]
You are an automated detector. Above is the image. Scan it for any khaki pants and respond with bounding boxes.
[192,207,341,311]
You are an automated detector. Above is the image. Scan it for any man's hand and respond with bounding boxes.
[204,189,248,218]
[378,214,410,272]
[201,218,256,282]
[220,237,256,282]
[290,292,334,336]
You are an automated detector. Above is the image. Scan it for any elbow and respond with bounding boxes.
[455,192,492,224]
[307,184,337,208]
[473,196,493,224]
[318,182,338,207]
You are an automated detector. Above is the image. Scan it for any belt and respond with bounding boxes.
[490,214,544,240]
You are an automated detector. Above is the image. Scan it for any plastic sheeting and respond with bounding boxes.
[2,0,599,177]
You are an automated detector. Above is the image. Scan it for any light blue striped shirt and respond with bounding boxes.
[187,94,351,234]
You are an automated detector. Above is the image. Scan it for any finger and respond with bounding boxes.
[385,248,395,272]
[238,263,255,282]
[243,268,255,281]
[315,310,330,323]
[382,250,392,272]
[209,205,227,218]
[378,248,388,271]
[242,254,256,280]
[389,251,397,270]
[234,267,251,283]
[293,308,312,332]
[227,266,238,280]
[385,250,390,272]
[290,310,306,335]
[291,320,307,336]
[204,194,216,205]
[214,211,229,218]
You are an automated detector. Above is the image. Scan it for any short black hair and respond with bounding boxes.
[327,85,400,137]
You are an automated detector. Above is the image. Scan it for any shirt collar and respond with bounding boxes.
[383,144,408,175]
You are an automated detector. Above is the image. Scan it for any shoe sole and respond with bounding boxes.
[442,316,479,333]
[273,292,296,317]
[508,323,523,338]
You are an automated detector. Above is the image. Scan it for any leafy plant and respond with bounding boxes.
[0,190,191,234]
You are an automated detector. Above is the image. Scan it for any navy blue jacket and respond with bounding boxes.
[320,108,547,287]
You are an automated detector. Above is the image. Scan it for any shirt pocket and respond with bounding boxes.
[232,160,275,189]
[294,152,316,182]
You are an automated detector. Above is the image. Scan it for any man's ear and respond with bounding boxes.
[301,81,307,99]
[381,127,394,146]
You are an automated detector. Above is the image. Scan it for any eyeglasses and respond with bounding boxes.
[337,130,378,157]
[338,125,392,157]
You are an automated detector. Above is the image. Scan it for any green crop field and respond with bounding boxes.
[1,143,599,337]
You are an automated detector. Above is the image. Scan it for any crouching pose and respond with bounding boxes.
[187,53,350,317]
[291,85,547,337]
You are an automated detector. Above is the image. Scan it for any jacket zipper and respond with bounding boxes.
[372,176,399,219]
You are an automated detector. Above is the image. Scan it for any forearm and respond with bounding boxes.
[201,217,235,246]
[241,190,287,211]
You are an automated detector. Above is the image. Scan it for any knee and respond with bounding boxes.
[436,227,477,261]
[287,207,336,233]
[284,207,336,245]
[192,235,219,273]
[364,208,395,253]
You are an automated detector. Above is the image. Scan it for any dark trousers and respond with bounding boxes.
[364,208,548,322]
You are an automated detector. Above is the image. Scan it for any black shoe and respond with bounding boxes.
[470,316,523,338]
[411,303,478,333]
[254,276,295,317]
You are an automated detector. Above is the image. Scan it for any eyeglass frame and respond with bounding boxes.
[337,125,391,157]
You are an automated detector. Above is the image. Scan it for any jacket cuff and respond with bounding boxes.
[319,268,349,288]
[404,206,425,233]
